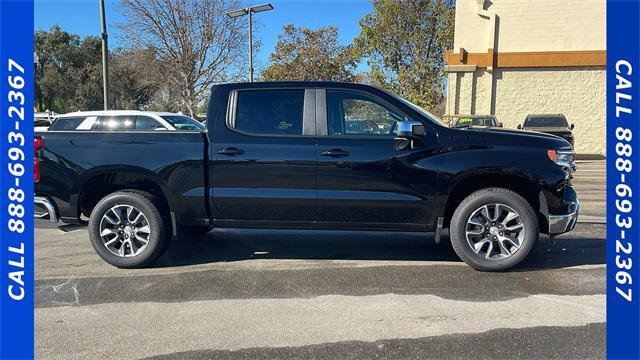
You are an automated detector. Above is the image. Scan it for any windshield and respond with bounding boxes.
[524,116,568,128]
[454,117,496,128]
[160,115,205,131]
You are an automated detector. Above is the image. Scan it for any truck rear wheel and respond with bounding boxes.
[449,188,539,271]
[88,191,169,268]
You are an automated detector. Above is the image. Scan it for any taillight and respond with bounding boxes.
[34,136,44,152]
[34,136,44,182]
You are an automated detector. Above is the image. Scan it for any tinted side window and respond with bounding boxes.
[234,90,304,135]
[135,116,165,130]
[160,115,204,131]
[50,117,87,131]
[327,90,405,136]
[94,116,135,131]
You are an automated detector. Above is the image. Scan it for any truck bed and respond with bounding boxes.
[35,131,210,227]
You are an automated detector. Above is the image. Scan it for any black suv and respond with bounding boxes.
[518,114,575,147]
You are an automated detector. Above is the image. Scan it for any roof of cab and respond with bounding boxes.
[214,81,383,91]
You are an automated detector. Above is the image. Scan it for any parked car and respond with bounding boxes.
[45,110,205,132]
[450,115,502,129]
[518,114,574,147]
[34,111,56,131]
[34,82,578,271]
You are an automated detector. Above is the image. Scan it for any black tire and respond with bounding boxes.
[182,225,213,236]
[88,191,169,268]
[449,188,539,271]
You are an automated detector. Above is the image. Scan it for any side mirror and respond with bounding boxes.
[497,122,503,127]
[517,124,522,130]
[570,124,575,130]
[395,120,425,139]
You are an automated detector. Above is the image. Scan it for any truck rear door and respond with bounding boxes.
[210,88,317,226]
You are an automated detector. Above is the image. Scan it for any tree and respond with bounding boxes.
[117,0,248,117]
[110,47,167,110]
[262,25,358,82]
[35,26,180,113]
[355,0,454,112]
[35,26,104,112]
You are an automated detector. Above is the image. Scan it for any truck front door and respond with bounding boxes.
[316,89,438,230]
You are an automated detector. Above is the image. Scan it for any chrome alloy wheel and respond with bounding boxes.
[99,205,151,257]
[465,203,525,260]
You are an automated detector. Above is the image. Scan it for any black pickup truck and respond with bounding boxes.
[518,114,575,148]
[34,81,578,271]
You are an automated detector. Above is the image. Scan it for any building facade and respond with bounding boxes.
[445,0,606,156]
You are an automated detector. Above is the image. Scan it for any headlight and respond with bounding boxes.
[547,149,575,169]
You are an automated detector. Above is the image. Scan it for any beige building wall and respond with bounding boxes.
[446,0,606,156]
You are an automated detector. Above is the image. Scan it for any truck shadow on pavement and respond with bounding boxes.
[154,224,605,271]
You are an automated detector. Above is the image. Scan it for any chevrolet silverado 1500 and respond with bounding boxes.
[34,82,578,271]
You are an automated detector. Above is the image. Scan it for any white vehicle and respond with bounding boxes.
[34,111,56,131]
[45,110,205,132]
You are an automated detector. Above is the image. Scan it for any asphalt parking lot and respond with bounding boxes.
[35,160,606,360]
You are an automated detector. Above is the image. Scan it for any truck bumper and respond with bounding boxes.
[548,186,579,235]
[35,196,58,222]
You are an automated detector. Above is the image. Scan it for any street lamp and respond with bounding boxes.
[227,3,274,82]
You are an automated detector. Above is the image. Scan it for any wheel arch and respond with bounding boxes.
[443,172,549,233]
[73,166,173,221]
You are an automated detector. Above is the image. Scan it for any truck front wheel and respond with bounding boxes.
[449,188,539,271]
[88,191,169,268]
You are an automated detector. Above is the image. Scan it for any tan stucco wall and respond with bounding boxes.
[454,0,605,53]
[447,0,606,156]
[493,67,606,155]
[447,66,605,155]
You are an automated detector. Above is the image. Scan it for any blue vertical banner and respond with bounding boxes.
[0,0,35,359]
[607,0,640,359]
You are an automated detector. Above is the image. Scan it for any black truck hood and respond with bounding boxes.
[465,126,562,138]
[449,126,572,148]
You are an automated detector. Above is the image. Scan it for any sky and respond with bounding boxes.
[34,0,373,73]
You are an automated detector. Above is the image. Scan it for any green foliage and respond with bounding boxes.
[34,25,97,112]
[35,26,173,113]
[354,0,455,112]
[262,25,358,82]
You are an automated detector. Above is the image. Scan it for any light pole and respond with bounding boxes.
[227,3,273,82]
[99,0,110,109]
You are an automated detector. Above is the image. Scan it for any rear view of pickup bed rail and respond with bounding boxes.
[35,81,578,271]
